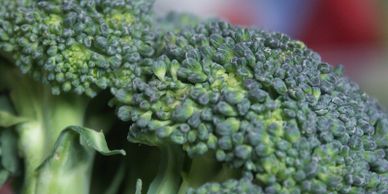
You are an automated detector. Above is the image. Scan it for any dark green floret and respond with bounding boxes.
[112,20,388,193]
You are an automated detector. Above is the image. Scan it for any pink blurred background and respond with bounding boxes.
[155,0,388,106]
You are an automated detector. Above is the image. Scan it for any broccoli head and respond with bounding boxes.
[1,0,388,194]
[112,20,388,193]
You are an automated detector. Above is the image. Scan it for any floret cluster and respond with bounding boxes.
[1,0,388,194]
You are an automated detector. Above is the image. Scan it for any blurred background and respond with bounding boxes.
[154,0,388,107]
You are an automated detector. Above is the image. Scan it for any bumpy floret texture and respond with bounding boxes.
[186,177,263,194]
[113,21,388,193]
[0,0,155,96]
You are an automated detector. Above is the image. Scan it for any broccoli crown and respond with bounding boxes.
[113,20,388,193]
[187,177,263,194]
[0,0,155,96]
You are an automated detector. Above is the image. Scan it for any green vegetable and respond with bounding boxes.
[0,60,125,194]
[1,0,388,194]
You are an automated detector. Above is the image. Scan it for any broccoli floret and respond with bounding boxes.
[187,176,264,194]
[0,0,155,96]
[112,20,388,193]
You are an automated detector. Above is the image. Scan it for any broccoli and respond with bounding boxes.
[0,0,134,193]
[0,0,155,96]
[1,0,388,194]
[112,20,388,193]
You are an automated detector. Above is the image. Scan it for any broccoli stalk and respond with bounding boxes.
[177,153,239,194]
[0,64,81,193]
[123,134,239,194]
[146,145,183,194]
[0,62,124,194]
[23,105,91,194]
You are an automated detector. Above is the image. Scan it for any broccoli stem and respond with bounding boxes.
[17,121,46,194]
[177,155,216,194]
[34,128,94,194]
[43,93,87,151]
[18,95,88,194]
[147,145,184,194]
[0,64,96,194]
[178,153,238,193]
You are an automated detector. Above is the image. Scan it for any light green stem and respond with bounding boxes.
[147,145,183,194]
[34,130,94,194]
[1,65,93,194]
[20,95,87,194]
[17,121,46,194]
[177,153,238,194]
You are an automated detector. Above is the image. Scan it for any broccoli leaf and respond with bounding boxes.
[65,126,126,156]
[34,126,125,194]
[0,94,27,128]
[0,95,22,186]
[0,128,19,187]
[1,129,19,174]
[0,170,10,186]
[0,111,27,128]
